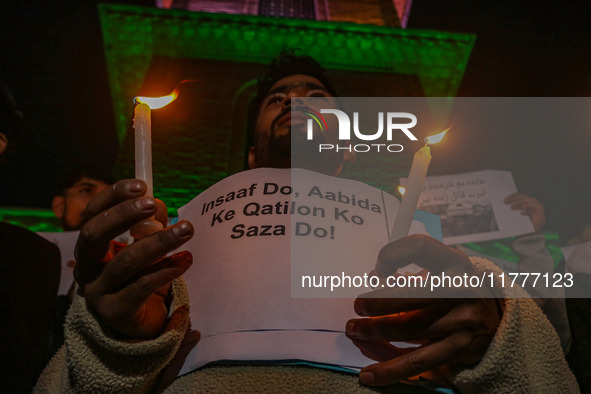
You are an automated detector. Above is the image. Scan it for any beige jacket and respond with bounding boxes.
[35,258,579,393]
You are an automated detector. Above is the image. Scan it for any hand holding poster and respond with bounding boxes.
[401,170,534,245]
[175,168,440,373]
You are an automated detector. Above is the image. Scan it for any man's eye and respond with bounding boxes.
[307,90,330,98]
[265,94,285,106]
[79,187,92,195]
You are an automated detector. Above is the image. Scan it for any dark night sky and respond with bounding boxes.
[0,0,590,231]
[410,0,591,97]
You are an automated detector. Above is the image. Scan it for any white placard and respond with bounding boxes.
[38,231,79,295]
[401,170,534,245]
[176,168,439,372]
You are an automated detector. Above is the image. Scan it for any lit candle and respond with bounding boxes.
[390,128,449,242]
[134,103,155,196]
[130,91,178,239]
[390,146,431,242]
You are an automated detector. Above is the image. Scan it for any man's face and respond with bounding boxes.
[249,74,347,174]
[52,177,109,231]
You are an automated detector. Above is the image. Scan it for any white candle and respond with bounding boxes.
[131,102,163,239]
[134,103,154,194]
[390,145,431,242]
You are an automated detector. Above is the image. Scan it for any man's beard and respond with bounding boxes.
[255,132,291,169]
[254,125,344,175]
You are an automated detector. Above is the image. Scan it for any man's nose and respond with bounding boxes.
[281,95,292,109]
[281,89,307,108]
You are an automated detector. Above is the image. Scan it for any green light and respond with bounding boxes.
[462,233,564,268]
[0,207,62,232]
[100,4,474,212]
[100,4,475,144]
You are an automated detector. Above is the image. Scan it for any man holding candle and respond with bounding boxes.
[45,168,117,357]
[36,52,577,392]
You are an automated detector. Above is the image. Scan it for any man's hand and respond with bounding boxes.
[74,179,194,339]
[504,192,545,233]
[345,235,501,387]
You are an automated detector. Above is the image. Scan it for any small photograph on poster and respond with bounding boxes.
[420,200,498,238]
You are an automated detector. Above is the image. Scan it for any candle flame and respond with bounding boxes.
[397,185,406,195]
[425,126,451,145]
[135,90,178,109]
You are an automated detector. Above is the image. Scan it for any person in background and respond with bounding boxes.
[560,207,591,391]
[504,193,571,349]
[52,168,114,231]
[0,80,23,162]
[561,207,591,248]
[0,79,61,393]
